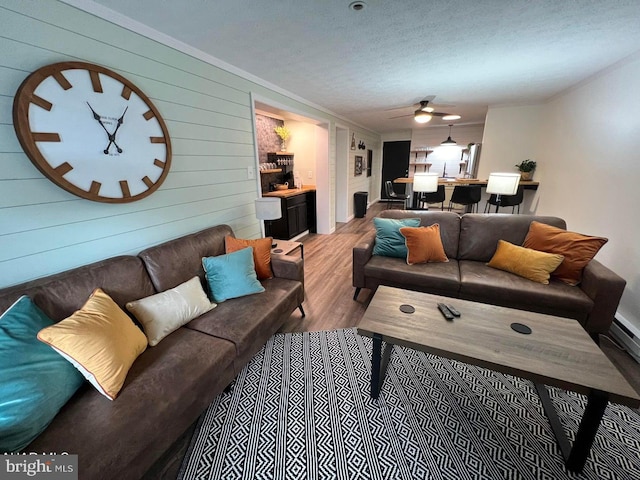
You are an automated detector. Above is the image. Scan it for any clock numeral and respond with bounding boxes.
[153,159,165,169]
[32,132,61,142]
[143,110,155,121]
[120,180,131,198]
[142,176,154,188]
[54,162,73,176]
[31,94,53,111]
[52,72,72,90]
[121,85,132,100]
[90,181,101,195]
[150,137,166,144]
[89,71,103,93]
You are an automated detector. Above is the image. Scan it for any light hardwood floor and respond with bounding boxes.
[154,200,640,479]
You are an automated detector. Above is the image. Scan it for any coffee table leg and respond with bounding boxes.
[535,383,608,473]
[371,334,382,399]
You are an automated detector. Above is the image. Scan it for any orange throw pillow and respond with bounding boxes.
[523,221,608,286]
[487,240,564,284]
[399,224,448,265]
[225,236,273,280]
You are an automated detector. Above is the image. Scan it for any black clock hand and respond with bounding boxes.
[86,102,111,137]
[110,107,127,154]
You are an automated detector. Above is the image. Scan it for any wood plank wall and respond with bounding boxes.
[0,0,377,287]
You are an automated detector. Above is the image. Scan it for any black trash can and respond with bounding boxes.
[354,191,368,218]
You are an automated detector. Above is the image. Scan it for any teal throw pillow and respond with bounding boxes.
[202,247,265,303]
[372,217,421,258]
[0,296,84,452]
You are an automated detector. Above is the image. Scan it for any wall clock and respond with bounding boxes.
[13,61,172,203]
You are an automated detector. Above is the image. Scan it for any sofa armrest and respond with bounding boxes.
[580,259,626,334]
[353,233,376,288]
[271,254,304,284]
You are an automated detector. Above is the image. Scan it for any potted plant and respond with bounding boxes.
[274,125,291,152]
[515,159,536,181]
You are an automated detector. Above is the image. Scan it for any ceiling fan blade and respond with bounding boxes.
[389,113,414,119]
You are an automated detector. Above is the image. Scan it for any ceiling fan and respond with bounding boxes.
[389,98,461,124]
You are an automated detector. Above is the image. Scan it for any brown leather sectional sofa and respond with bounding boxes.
[0,224,304,479]
[353,210,625,337]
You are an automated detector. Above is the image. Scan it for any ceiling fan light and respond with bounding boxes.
[421,106,434,113]
[414,110,432,123]
[442,114,461,121]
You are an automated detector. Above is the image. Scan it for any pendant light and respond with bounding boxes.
[441,124,457,146]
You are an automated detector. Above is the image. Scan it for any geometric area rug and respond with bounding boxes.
[179,329,640,480]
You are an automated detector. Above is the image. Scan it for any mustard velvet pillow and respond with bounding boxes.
[37,289,147,400]
[399,224,449,265]
[126,276,216,347]
[523,221,608,286]
[487,240,565,284]
[225,235,273,280]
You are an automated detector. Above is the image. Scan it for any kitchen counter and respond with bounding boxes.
[263,185,316,198]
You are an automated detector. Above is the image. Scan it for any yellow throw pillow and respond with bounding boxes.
[399,224,449,265]
[225,236,273,280]
[487,240,565,284]
[523,221,608,286]
[37,288,147,400]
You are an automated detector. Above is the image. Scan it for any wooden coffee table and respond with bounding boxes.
[357,286,640,473]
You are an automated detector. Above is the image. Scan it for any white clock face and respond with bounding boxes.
[14,62,172,203]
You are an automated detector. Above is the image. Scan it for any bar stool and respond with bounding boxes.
[448,185,482,213]
[384,180,410,209]
[484,185,524,213]
[419,185,446,210]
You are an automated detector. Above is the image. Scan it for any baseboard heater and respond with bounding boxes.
[610,316,640,364]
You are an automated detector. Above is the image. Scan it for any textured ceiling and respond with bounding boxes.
[89,0,640,133]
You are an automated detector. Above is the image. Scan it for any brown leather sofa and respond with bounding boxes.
[353,210,625,337]
[0,224,304,479]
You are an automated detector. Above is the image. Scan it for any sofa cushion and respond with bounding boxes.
[139,225,233,293]
[126,276,216,346]
[25,328,236,480]
[459,260,593,321]
[0,256,156,324]
[380,210,461,259]
[202,248,265,302]
[364,256,460,297]
[225,235,273,280]
[373,217,421,258]
[38,289,148,400]
[186,277,303,370]
[458,214,566,262]
[400,225,449,265]
[0,296,84,452]
[523,221,608,286]
[487,240,564,284]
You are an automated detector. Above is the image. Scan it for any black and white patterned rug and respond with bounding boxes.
[179,329,640,479]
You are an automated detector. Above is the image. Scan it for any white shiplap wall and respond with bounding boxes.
[0,0,378,287]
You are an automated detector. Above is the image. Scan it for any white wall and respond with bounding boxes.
[286,121,317,187]
[481,55,640,330]
[346,130,381,219]
[0,0,379,287]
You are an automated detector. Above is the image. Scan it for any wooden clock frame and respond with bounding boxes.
[13,61,172,203]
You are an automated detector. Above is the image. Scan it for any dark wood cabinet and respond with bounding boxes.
[265,191,316,239]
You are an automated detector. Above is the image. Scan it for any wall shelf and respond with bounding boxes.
[261,169,282,174]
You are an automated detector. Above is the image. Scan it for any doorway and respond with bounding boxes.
[381,140,411,198]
